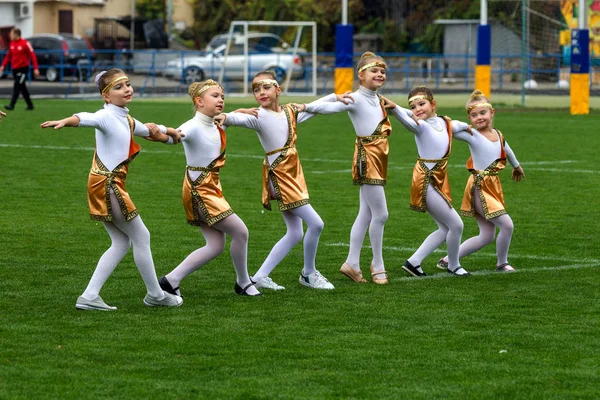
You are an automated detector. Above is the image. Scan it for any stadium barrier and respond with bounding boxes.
[1,49,598,98]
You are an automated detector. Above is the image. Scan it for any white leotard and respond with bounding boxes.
[390,106,468,169]
[454,128,519,170]
[224,93,336,164]
[75,103,167,171]
[304,86,386,137]
[178,111,225,181]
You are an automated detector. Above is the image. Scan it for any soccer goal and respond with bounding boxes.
[217,20,317,96]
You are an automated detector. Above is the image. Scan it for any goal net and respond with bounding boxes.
[486,1,569,90]
[217,20,317,96]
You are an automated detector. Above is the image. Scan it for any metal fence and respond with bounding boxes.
[1,48,598,98]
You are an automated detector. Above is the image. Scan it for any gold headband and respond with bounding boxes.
[193,79,223,98]
[358,61,387,73]
[467,102,493,114]
[408,95,433,105]
[252,79,279,89]
[102,76,129,95]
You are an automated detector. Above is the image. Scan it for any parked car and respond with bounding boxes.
[25,33,95,82]
[206,31,307,55]
[164,43,304,84]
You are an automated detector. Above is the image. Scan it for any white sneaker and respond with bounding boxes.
[299,271,335,290]
[143,291,183,307]
[254,276,285,291]
[76,295,117,311]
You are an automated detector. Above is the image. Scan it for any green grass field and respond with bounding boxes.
[1,99,599,399]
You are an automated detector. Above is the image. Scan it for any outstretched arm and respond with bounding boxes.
[0,109,6,121]
[221,111,260,130]
[143,123,184,144]
[451,119,472,134]
[295,92,355,123]
[381,96,420,134]
[40,115,81,130]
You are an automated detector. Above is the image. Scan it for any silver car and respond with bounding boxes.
[164,44,305,84]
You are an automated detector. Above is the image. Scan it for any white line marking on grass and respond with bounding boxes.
[524,167,599,174]
[324,242,600,264]
[311,169,352,174]
[392,263,598,282]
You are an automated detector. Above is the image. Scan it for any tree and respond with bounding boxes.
[188,0,363,51]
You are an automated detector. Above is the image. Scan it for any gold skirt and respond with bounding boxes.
[183,170,233,226]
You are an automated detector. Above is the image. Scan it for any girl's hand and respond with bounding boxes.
[380,95,397,110]
[408,111,420,126]
[290,103,306,112]
[233,108,259,118]
[214,114,227,126]
[0,109,6,121]
[512,165,525,182]
[336,91,354,104]
[465,125,474,135]
[144,123,169,143]
[166,127,184,144]
[40,120,66,130]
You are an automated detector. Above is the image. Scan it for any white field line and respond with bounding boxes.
[3,143,597,174]
[390,263,599,282]
[324,242,600,264]
[0,143,586,168]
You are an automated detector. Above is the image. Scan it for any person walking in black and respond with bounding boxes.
[0,28,39,110]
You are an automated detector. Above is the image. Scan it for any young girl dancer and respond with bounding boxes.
[379,87,470,276]
[437,90,525,272]
[294,52,393,284]
[216,71,342,291]
[40,69,183,310]
[158,80,260,297]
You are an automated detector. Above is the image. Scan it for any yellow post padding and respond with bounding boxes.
[475,65,491,98]
[335,68,354,94]
[570,73,590,115]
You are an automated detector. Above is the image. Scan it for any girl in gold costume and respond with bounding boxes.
[295,52,394,284]
[437,90,525,272]
[40,69,183,310]
[381,87,471,277]
[217,71,348,290]
[158,80,261,297]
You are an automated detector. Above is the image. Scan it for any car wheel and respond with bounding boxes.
[184,66,205,84]
[45,68,58,82]
[271,67,286,83]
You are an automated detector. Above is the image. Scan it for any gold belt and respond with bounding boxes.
[357,134,388,140]
[187,165,218,172]
[471,169,498,177]
[266,145,292,156]
[91,168,125,179]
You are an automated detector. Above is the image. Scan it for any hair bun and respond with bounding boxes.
[469,89,484,99]
[94,71,107,87]
[360,51,376,60]
[188,82,200,98]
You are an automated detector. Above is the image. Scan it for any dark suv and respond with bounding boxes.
[25,34,95,82]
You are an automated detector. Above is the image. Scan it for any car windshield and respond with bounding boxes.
[208,37,228,49]
[66,39,89,51]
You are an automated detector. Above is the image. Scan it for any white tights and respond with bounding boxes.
[166,213,254,290]
[252,204,324,279]
[345,185,388,272]
[408,185,464,269]
[81,192,163,300]
[457,187,514,265]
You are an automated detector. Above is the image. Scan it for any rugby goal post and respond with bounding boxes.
[218,20,317,96]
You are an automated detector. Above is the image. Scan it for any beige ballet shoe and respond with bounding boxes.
[340,262,367,283]
[370,263,388,284]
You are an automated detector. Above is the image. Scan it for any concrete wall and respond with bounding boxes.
[32,0,194,38]
[0,1,35,37]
